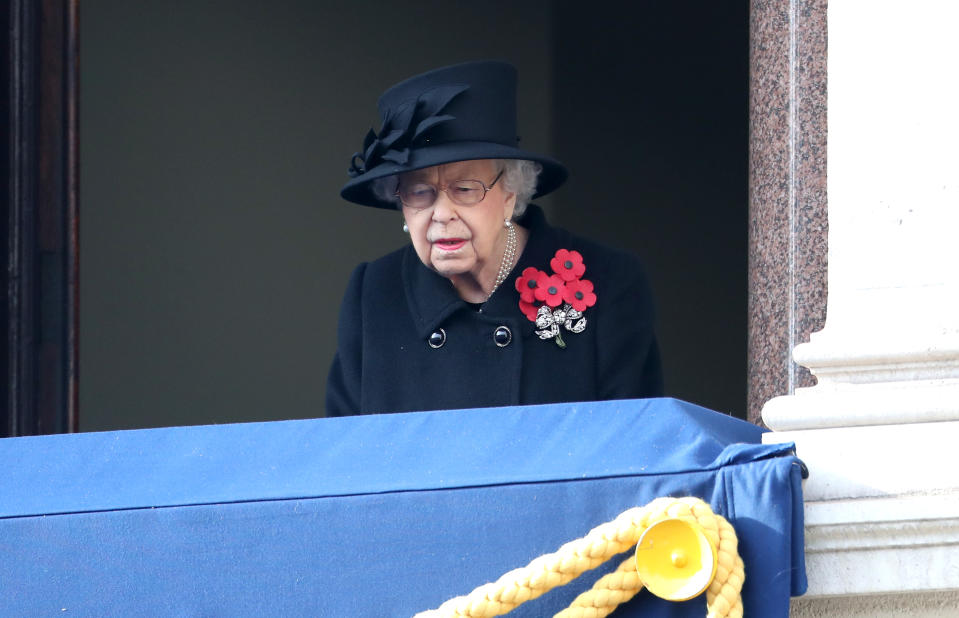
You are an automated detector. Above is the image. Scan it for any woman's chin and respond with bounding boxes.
[431,262,473,280]
[429,251,475,277]
[431,259,473,279]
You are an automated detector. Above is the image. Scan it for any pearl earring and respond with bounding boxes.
[403,223,409,233]
[504,219,512,228]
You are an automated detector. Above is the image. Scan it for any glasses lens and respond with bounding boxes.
[447,180,485,205]
[400,183,437,209]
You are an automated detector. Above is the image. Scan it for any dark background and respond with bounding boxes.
[79,1,747,430]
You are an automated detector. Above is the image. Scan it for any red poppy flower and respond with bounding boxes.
[550,249,586,282]
[534,274,567,308]
[563,278,596,312]
[519,299,539,322]
[514,267,549,303]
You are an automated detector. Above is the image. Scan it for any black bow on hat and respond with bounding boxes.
[340,61,568,209]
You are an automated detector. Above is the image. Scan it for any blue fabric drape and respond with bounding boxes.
[0,398,805,616]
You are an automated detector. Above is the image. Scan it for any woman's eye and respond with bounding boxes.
[409,185,435,198]
[451,183,478,194]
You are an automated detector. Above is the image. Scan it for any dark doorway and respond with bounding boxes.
[550,2,749,418]
[3,0,79,437]
[72,0,746,431]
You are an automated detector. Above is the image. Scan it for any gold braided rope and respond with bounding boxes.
[414,497,744,618]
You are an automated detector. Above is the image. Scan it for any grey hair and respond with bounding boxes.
[498,159,542,219]
[370,158,543,218]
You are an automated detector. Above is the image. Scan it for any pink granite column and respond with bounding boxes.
[748,0,828,423]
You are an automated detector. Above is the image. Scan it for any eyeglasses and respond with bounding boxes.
[396,169,504,209]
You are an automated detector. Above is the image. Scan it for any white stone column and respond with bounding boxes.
[761,1,959,614]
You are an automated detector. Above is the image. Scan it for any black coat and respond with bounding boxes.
[326,205,663,416]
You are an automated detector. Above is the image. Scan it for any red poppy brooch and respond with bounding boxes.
[514,249,597,348]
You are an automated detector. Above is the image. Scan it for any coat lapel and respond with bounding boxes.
[402,247,465,338]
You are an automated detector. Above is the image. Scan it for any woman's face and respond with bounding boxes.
[400,160,516,286]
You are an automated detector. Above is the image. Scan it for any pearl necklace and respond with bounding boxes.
[486,221,517,302]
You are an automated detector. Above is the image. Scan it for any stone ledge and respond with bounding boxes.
[763,422,958,501]
[762,424,959,604]
[763,382,959,430]
[789,589,959,618]
[802,494,959,597]
[805,493,959,553]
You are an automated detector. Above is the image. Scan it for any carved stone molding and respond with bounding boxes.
[802,493,959,596]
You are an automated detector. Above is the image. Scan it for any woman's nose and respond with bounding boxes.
[431,191,458,222]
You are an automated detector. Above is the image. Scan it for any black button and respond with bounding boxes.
[493,326,512,347]
[428,329,446,349]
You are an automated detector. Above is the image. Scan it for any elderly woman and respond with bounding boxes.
[327,61,662,416]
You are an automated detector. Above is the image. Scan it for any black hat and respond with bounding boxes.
[341,61,568,209]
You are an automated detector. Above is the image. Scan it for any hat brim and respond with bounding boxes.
[340,141,568,209]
